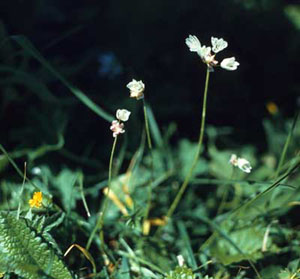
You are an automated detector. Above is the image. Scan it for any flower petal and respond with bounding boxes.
[211,37,228,53]
[185,35,202,52]
[220,57,240,71]
[116,109,131,122]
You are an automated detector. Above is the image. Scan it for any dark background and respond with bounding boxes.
[0,0,299,171]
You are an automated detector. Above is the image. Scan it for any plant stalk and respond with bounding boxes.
[99,136,118,246]
[166,68,210,220]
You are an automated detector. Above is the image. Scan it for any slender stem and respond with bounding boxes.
[99,136,118,246]
[17,162,27,220]
[142,99,154,224]
[143,99,153,149]
[86,136,118,251]
[166,68,210,220]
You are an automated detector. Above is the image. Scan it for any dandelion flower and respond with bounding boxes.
[127,79,145,100]
[29,191,43,208]
[116,109,131,122]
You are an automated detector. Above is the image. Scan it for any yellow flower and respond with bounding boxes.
[29,191,43,208]
[266,102,278,115]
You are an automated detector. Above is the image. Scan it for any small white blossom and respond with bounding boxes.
[126,79,145,100]
[110,120,125,137]
[229,154,252,173]
[229,154,238,166]
[185,35,202,53]
[177,255,185,267]
[116,109,131,122]
[237,158,252,173]
[31,167,41,175]
[211,37,228,53]
[220,57,239,71]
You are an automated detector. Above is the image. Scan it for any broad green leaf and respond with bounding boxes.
[0,212,74,279]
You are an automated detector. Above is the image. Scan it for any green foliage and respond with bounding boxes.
[209,220,276,265]
[165,266,195,279]
[1,2,300,278]
[0,212,74,279]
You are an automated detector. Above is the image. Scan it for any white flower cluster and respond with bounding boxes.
[229,154,252,173]
[185,35,239,71]
[110,109,131,137]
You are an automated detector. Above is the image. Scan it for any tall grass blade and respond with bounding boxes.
[10,35,113,122]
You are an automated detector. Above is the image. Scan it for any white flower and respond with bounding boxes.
[31,167,41,175]
[199,45,211,61]
[229,154,252,173]
[177,255,185,267]
[185,35,202,53]
[220,57,240,71]
[126,79,145,100]
[185,35,239,71]
[116,109,131,122]
[237,158,252,173]
[229,154,238,166]
[211,37,228,53]
[110,120,125,137]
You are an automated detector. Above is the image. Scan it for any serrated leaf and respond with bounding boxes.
[0,212,74,279]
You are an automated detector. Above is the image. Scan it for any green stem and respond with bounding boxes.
[99,136,118,247]
[166,68,210,220]
[86,136,118,251]
[143,99,154,223]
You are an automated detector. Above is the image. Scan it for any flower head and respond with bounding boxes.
[110,120,125,137]
[220,57,240,71]
[116,109,131,122]
[229,154,252,173]
[185,35,239,71]
[127,79,145,100]
[29,191,43,208]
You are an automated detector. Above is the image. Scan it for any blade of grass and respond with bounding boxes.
[120,257,131,279]
[17,162,27,220]
[78,172,91,218]
[177,221,197,270]
[274,111,299,178]
[0,144,39,190]
[0,66,59,103]
[146,104,163,148]
[10,35,113,122]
